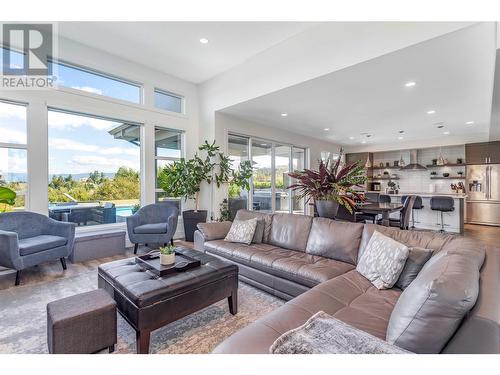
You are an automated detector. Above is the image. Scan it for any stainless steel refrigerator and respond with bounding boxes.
[466,164,500,226]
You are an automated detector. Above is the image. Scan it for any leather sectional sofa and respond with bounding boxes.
[194,209,500,354]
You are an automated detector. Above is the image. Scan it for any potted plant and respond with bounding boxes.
[287,148,366,219]
[158,141,253,241]
[0,186,16,213]
[159,244,176,265]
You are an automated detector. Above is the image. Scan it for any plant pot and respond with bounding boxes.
[315,200,339,219]
[160,253,175,265]
[182,210,208,242]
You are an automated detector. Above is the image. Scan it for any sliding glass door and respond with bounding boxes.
[227,134,250,218]
[251,140,273,213]
[228,133,307,214]
[274,145,291,213]
[292,147,306,214]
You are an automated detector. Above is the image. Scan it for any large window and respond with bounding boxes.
[154,89,184,114]
[0,100,28,210]
[228,133,307,215]
[48,109,141,226]
[155,127,182,212]
[228,134,250,218]
[50,61,142,104]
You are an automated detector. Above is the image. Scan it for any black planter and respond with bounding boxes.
[182,210,208,242]
[315,200,340,219]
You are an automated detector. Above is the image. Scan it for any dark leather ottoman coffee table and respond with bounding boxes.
[98,247,238,354]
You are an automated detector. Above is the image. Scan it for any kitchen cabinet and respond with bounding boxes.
[466,141,500,164]
[466,142,491,164]
[489,141,500,163]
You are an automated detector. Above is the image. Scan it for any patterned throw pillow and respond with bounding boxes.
[224,218,258,245]
[356,230,409,290]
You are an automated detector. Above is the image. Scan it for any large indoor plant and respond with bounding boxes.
[287,148,366,218]
[0,186,17,213]
[158,141,252,241]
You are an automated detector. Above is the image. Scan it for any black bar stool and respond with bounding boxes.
[401,195,423,229]
[430,196,454,232]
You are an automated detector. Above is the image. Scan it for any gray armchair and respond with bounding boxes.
[126,203,179,254]
[0,211,75,285]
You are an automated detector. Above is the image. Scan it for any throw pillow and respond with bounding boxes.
[386,251,482,353]
[356,230,409,290]
[224,218,258,245]
[252,219,265,244]
[394,247,433,290]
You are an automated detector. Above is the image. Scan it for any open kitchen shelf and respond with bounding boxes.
[426,164,465,168]
[430,176,466,180]
[369,166,401,170]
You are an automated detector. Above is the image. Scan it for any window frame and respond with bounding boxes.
[154,88,185,115]
[49,59,144,105]
[154,126,184,213]
[227,132,308,215]
[0,99,29,211]
[46,107,143,230]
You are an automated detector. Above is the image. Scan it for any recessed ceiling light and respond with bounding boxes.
[349,136,355,140]
[280,113,288,117]
[398,136,404,140]
[405,81,416,87]
[324,128,330,131]
[427,110,436,114]
[443,131,450,135]
[361,140,367,144]
[466,121,474,125]
[199,38,209,44]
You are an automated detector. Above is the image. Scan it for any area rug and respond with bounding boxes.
[0,269,284,354]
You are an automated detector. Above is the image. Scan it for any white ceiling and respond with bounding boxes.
[57,22,316,83]
[221,23,497,152]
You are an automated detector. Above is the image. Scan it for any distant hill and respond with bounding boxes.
[2,172,116,183]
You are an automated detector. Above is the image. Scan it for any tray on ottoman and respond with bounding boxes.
[135,250,201,277]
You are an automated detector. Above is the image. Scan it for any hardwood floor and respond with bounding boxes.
[463,223,500,247]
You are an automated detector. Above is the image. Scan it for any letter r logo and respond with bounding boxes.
[2,24,53,76]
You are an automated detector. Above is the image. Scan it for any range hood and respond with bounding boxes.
[401,149,427,171]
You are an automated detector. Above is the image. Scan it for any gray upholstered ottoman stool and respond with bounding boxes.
[47,289,117,354]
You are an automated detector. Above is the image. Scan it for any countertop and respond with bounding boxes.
[366,191,467,198]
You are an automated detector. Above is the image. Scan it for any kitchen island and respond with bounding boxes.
[366,191,466,234]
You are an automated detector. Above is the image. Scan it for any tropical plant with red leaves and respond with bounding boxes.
[287,149,366,213]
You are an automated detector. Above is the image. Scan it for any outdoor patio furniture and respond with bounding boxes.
[0,211,75,285]
[126,202,178,254]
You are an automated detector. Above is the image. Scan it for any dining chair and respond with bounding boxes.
[377,195,416,229]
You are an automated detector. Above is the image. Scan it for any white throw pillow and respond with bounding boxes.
[356,231,409,290]
[224,218,258,245]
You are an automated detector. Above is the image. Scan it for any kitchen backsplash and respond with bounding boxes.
[371,145,466,194]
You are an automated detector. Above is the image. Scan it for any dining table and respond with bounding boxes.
[356,202,404,226]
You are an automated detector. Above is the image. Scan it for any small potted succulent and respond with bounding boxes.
[159,244,176,265]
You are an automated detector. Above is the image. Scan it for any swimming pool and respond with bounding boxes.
[116,206,134,217]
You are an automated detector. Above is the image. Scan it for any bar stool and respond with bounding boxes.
[401,195,424,229]
[430,196,454,232]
